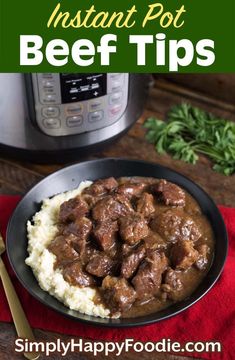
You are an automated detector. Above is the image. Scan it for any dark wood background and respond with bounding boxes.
[0,74,234,360]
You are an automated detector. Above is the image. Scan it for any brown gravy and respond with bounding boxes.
[48,176,214,318]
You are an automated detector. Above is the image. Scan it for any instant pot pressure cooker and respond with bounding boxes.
[0,73,150,162]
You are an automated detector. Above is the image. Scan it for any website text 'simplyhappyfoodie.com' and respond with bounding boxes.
[15,338,221,357]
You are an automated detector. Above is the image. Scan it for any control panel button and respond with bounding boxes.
[42,107,60,118]
[88,111,104,123]
[43,118,61,129]
[89,100,103,112]
[42,79,55,87]
[43,86,55,94]
[109,104,122,116]
[110,79,124,92]
[109,91,123,105]
[110,73,124,79]
[35,74,61,105]
[66,116,83,127]
[107,73,127,94]
[41,73,54,79]
[66,104,83,116]
[42,94,57,103]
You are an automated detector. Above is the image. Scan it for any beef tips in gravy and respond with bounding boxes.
[47,177,214,318]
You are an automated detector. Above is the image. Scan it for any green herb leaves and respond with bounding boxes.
[144,103,235,175]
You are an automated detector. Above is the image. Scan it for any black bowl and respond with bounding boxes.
[6,158,228,327]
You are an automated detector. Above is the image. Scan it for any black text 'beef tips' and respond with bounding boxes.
[121,245,146,279]
[92,194,133,222]
[151,209,202,243]
[116,182,147,198]
[171,240,199,270]
[83,177,118,197]
[132,251,168,301]
[86,253,115,277]
[63,261,96,287]
[153,179,186,207]
[119,213,149,245]
[102,276,136,313]
[59,196,89,223]
[93,221,118,251]
[136,192,155,218]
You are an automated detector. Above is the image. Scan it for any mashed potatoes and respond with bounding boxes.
[25,181,112,318]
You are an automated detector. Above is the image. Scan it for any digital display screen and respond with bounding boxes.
[60,73,107,103]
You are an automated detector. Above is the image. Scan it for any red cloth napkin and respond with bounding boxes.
[0,195,234,360]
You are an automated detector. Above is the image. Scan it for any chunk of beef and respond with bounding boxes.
[102,276,136,313]
[121,245,146,279]
[92,194,133,222]
[83,177,118,197]
[63,261,96,287]
[136,192,155,218]
[132,251,168,301]
[62,217,92,239]
[86,253,115,277]
[153,179,186,207]
[161,267,183,300]
[116,182,147,198]
[171,240,199,270]
[93,221,118,251]
[106,240,122,259]
[81,244,100,265]
[59,196,89,223]
[81,194,97,208]
[62,217,92,255]
[48,235,79,266]
[151,209,201,243]
[119,214,149,245]
[143,231,168,251]
[194,244,210,270]
[122,243,135,256]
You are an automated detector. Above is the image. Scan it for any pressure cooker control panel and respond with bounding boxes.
[31,73,129,136]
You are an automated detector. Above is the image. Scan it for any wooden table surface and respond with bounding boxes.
[0,75,234,360]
